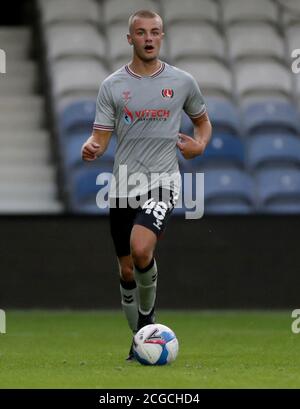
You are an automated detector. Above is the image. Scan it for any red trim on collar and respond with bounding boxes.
[125,63,165,79]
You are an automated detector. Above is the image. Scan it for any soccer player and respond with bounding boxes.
[81,10,212,360]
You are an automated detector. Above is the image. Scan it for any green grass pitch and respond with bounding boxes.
[0,310,299,388]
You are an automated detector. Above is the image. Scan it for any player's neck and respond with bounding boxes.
[128,57,162,77]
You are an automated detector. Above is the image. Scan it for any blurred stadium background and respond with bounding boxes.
[1,0,300,309]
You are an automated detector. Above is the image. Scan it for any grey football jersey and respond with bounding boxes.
[94,62,206,198]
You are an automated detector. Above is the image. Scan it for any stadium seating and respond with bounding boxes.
[222,0,279,26]
[180,97,241,139]
[60,133,87,169]
[103,0,159,25]
[181,98,244,168]
[68,165,113,214]
[227,23,285,63]
[247,134,300,170]
[205,97,241,136]
[204,168,256,214]
[0,61,37,95]
[58,98,116,171]
[36,0,300,215]
[177,59,233,99]
[235,61,292,100]
[51,59,108,102]
[168,23,226,63]
[60,100,96,136]
[281,0,300,26]
[61,132,117,169]
[178,138,245,172]
[38,0,101,27]
[242,100,300,135]
[202,134,245,168]
[106,22,132,66]
[256,168,300,213]
[0,23,63,214]
[294,73,300,100]
[0,95,45,129]
[161,0,220,26]
[0,27,32,59]
[45,25,107,64]
[110,58,129,72]
[285,24,300,55]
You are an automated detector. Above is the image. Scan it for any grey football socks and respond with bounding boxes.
[134,258,158,316]
[120,279,138,334]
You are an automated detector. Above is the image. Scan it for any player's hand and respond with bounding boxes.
[81,141,102,161]
[176,133,205,159]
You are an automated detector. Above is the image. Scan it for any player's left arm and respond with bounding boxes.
[176,112,212,160]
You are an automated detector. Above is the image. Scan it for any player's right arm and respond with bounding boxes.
[82,78,115,161]
[81,129,113,161]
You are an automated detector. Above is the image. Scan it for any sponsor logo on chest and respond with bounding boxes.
[122,88,174,124]
[123,106,170,124]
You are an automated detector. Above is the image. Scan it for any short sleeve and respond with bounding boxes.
[183,75,206,119]
[93,80,115,131]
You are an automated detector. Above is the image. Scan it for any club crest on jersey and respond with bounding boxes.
[162,88,174,98]
[124,106,134,124]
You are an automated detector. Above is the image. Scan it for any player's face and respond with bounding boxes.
[127,17,164,62]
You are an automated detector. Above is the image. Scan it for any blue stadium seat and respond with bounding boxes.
[60,100,96,136]
[256,168,300,214]
[247,134,300,170]
[62,133,88,169]
[204,168,256,214]
[202,134,245,167]
[180,106,244,168]
[68,164,113,214]
[243,100,300,135]
[61,132,117,169]
[206,97,241,136]
[181,99,241,137]
[178,133,245,170]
